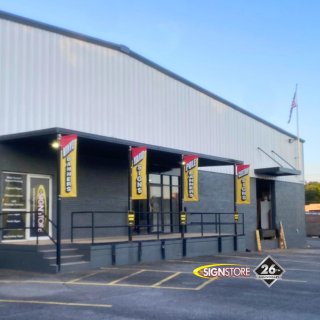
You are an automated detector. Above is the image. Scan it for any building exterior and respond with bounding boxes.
[0,11,306,273]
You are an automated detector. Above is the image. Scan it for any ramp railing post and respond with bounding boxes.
[138,242,142,262]
[161,241,165,260]
[183,238,187,257]
[112,244,116,265]
[201,213,204,237]
[71,212,73,243]
[92,212,95,245]
[36,223,39,245]
[218,236,222,253]
[157,212,160,240]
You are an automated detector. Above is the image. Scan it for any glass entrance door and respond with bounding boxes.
[162,185,171,233]
[148,174,180,234]
[149,185,162,232]
[27,175,52,240]
[133,173,180,234]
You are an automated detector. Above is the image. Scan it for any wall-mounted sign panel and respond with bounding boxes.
[131,147,147,200]
[1,211,26,240]
[2,173,26,210]
[1,173,27,240]
[1,173,52,241]
[60,134,78,197]
[183,155,199,202]
[236,164,251,205]
[29,177,50,238]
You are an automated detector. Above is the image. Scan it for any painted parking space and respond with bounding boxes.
[1,240,320,320]
[155,272,214,289]
[0,299,112,308]
[68,267,213,290]
[0,267,216,291]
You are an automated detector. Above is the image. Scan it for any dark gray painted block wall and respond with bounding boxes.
[0,142,128,240]
[274,181,306,248]
[186,171,257,251]
[0,236,246,273]
[186,171,234,236]
[61,152,128,240]
[0,143,58,239]
[178,171,306,251]
[237,178,257,251]
[0,142,306,250]
[82,236,246,271]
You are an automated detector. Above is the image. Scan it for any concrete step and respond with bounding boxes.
[261,238,279,250]
[40,248,79,258]
[54,261,91,273]
[46,264,59,274]
[36,243,86,251]
[45,255,85,264]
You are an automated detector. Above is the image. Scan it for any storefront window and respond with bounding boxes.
[149,174,161,184]
[163,175,170,185]
[172,176,179,186]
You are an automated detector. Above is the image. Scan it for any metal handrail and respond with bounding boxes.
[71,211,244,244]
[0,211,58,264]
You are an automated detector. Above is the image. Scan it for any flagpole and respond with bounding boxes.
[296,84,301,170]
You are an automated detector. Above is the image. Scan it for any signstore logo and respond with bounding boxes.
[193,264,251,279]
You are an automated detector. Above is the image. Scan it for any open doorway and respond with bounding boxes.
[256,179,275,231]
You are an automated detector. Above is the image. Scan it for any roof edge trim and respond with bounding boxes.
[0,127,243,166]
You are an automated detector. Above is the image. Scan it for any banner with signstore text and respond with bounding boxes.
[60,135,77,198]
[236,164,250,204]
[131,147,147,200]
[183,155,199,202]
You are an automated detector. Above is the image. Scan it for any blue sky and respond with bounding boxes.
[1,0,319,182]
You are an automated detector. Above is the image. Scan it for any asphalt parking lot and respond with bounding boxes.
[0,238,319,320]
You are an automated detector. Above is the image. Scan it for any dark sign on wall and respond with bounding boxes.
[29,177,50,238]
[1,212,26,240]
[2,173,27,240]
[2,173,26,210]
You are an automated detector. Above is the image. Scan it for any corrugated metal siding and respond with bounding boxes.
[0,18,303,183]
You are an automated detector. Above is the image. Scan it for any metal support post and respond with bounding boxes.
[181,155,185,238]
[234,164,238,251]
[161,241,165,260]
[138,242,142,262]
[56,134,61,271]
[112,244,116,265]
[128,146,132,242]
[92,212,95,244]
[182,238,187,257]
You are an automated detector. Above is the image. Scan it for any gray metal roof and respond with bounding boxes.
[0,10,305,143]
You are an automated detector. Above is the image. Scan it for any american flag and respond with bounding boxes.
[288,88,297,123]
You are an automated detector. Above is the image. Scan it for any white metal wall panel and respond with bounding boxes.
[0,18,304,183]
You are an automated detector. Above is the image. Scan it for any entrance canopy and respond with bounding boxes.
[254,167,301,177]
[0,128,243,169]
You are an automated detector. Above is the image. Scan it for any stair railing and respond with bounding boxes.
[0,212,59,265]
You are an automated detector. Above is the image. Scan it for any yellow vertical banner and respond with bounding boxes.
[131,147,147,200]
[236,164,250,204]
[60,135,77,198]
[183,155,199,202]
